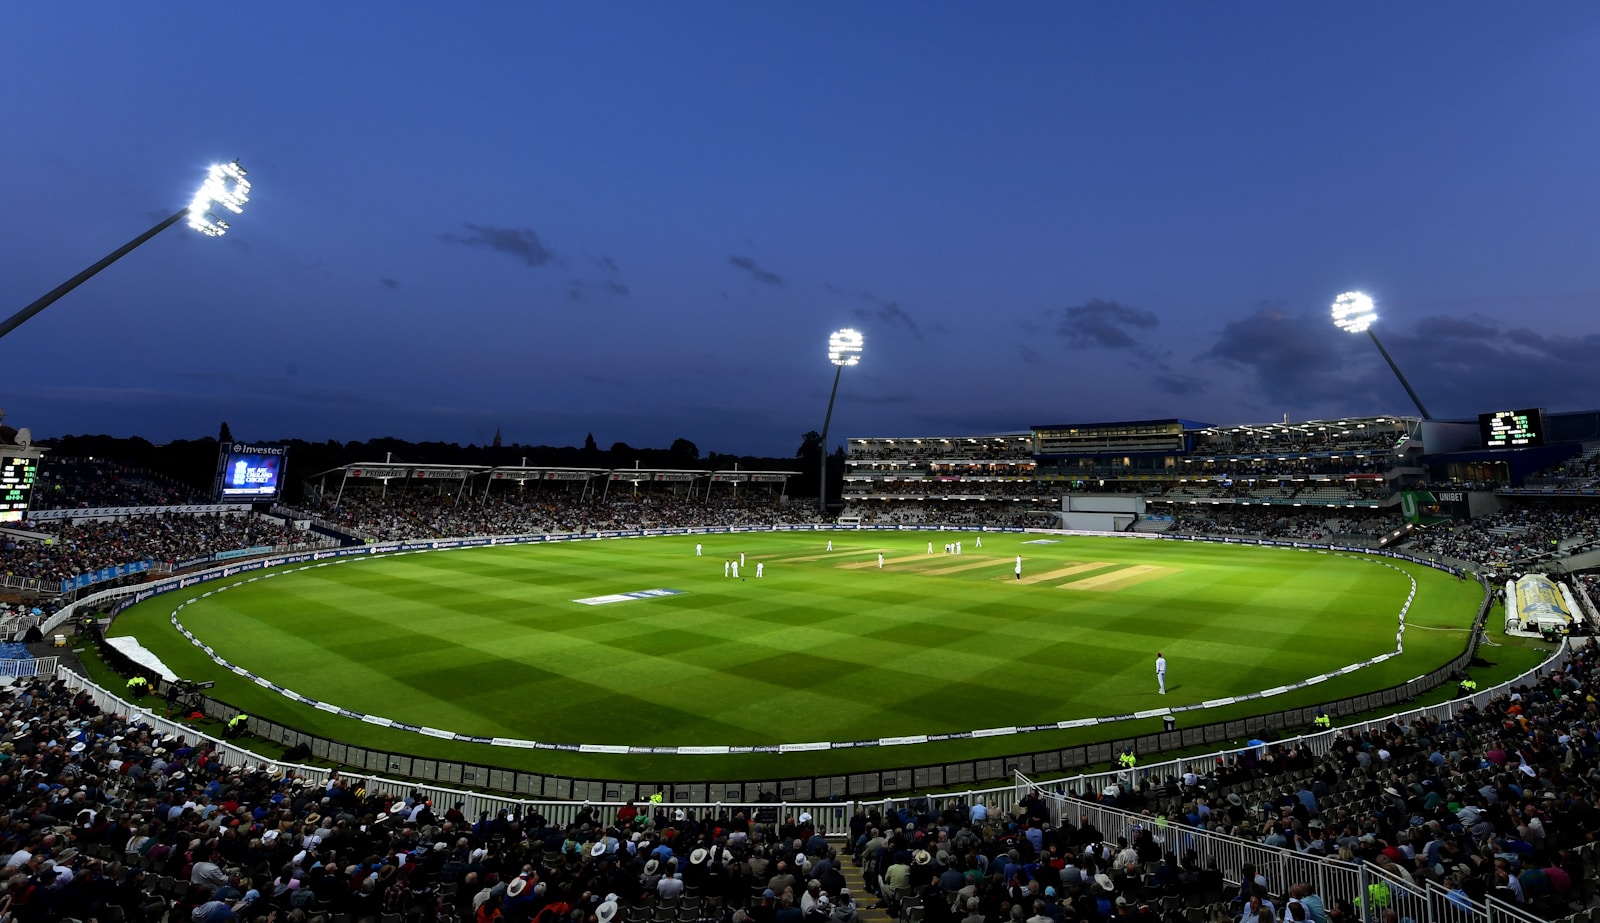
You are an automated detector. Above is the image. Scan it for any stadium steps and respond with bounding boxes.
[839,861,894,923]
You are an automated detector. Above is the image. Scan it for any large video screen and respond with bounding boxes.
[217,444,287,500]
[0,455,38,523]
[1479,409,1545,448]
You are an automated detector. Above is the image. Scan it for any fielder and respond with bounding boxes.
[1156,652,1167,694]
[878,552,884,569]
[696,543,702,556]
[1015,555,1022,580]
[756,562,764,578]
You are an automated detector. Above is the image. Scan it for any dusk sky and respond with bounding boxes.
[4,5,1600,456]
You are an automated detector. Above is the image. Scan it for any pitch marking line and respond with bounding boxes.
[913,556,1010,576]
[767,548,887,564]
[1005,562,1117,585]
[838,553,915,569]
[1062,564,1180,591]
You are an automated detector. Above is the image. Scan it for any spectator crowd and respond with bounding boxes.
[2,516,317,586]
[1,637,1596,923]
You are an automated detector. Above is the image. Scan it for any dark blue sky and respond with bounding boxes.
[4,5,1600,456]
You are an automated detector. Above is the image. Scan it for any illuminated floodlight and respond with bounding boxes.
[828,328,864,366]
[1331,289,1432,419]
[818,328,864,513]
[187,162,252,236]
[1,158,253,342]
[1331,291,1376,334]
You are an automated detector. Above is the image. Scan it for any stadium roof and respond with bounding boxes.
[309,463,799,481]
[1191,416,1418,438]
[848,433,1032,442]
[1029,418,1213,431]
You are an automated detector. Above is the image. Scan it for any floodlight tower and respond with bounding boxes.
[0,162,251,342]
[1331,291,1431,420]
[817,328,864,515]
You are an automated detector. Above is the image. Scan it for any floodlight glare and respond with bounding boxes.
[828,328,864,366]
[1,159,253,342]
[1331,291,1376,334]
[818,327,865,513]
[187,162,251,236]
[1330,289,1432,420]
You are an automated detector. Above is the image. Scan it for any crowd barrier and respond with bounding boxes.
[70,524,1507,802]
[0,656,57,678]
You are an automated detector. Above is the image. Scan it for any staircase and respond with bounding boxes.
[840,857,895,923]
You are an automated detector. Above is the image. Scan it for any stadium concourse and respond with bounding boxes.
[0,640,1597,923]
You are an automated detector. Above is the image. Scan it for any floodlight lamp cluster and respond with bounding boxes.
[828,328,864,367]
[187,162,251,237]
[1331,291,1376,334]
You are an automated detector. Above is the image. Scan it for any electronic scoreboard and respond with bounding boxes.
[0,455,39,522]
[1478,409,1545,448]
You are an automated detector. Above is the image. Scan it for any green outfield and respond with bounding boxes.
[107,531,1485,781]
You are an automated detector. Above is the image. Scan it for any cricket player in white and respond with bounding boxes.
[975,535,982,548]
[740,552,745,567]
[724,560,731,577]
[826,539,833,551]
[696,543,702,556]
[928,542,933,554]
[1156,652,1167,694]
[878,552,884,569]
[756,562,764,578]
[956,541,962,555]
[732,561,739,578]
[1015,555,1022,580]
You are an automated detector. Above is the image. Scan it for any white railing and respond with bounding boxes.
[0,656,57,677]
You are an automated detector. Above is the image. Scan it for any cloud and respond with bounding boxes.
[1197,302,1600,417]
[596,255,620,274]
[852,292,924,341]
[378,277,400,289]
[442,223,557,268]
[1153,373,1206,396]
[1053,299,1160,350]
[1201,302,1359,406]
[728,255,783,287]
[1378,312,1600,413]
[566,278,631,302]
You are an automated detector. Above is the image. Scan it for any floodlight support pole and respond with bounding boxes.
[1366,329,1432,420]
[818,364,844,516]
[0,207,190,342]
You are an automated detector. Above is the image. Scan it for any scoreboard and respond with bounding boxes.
[0,455,39,523]
[1479,409,1545,448]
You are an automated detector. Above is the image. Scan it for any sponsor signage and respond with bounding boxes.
[347,467,408,479]
[28,503,252,521]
